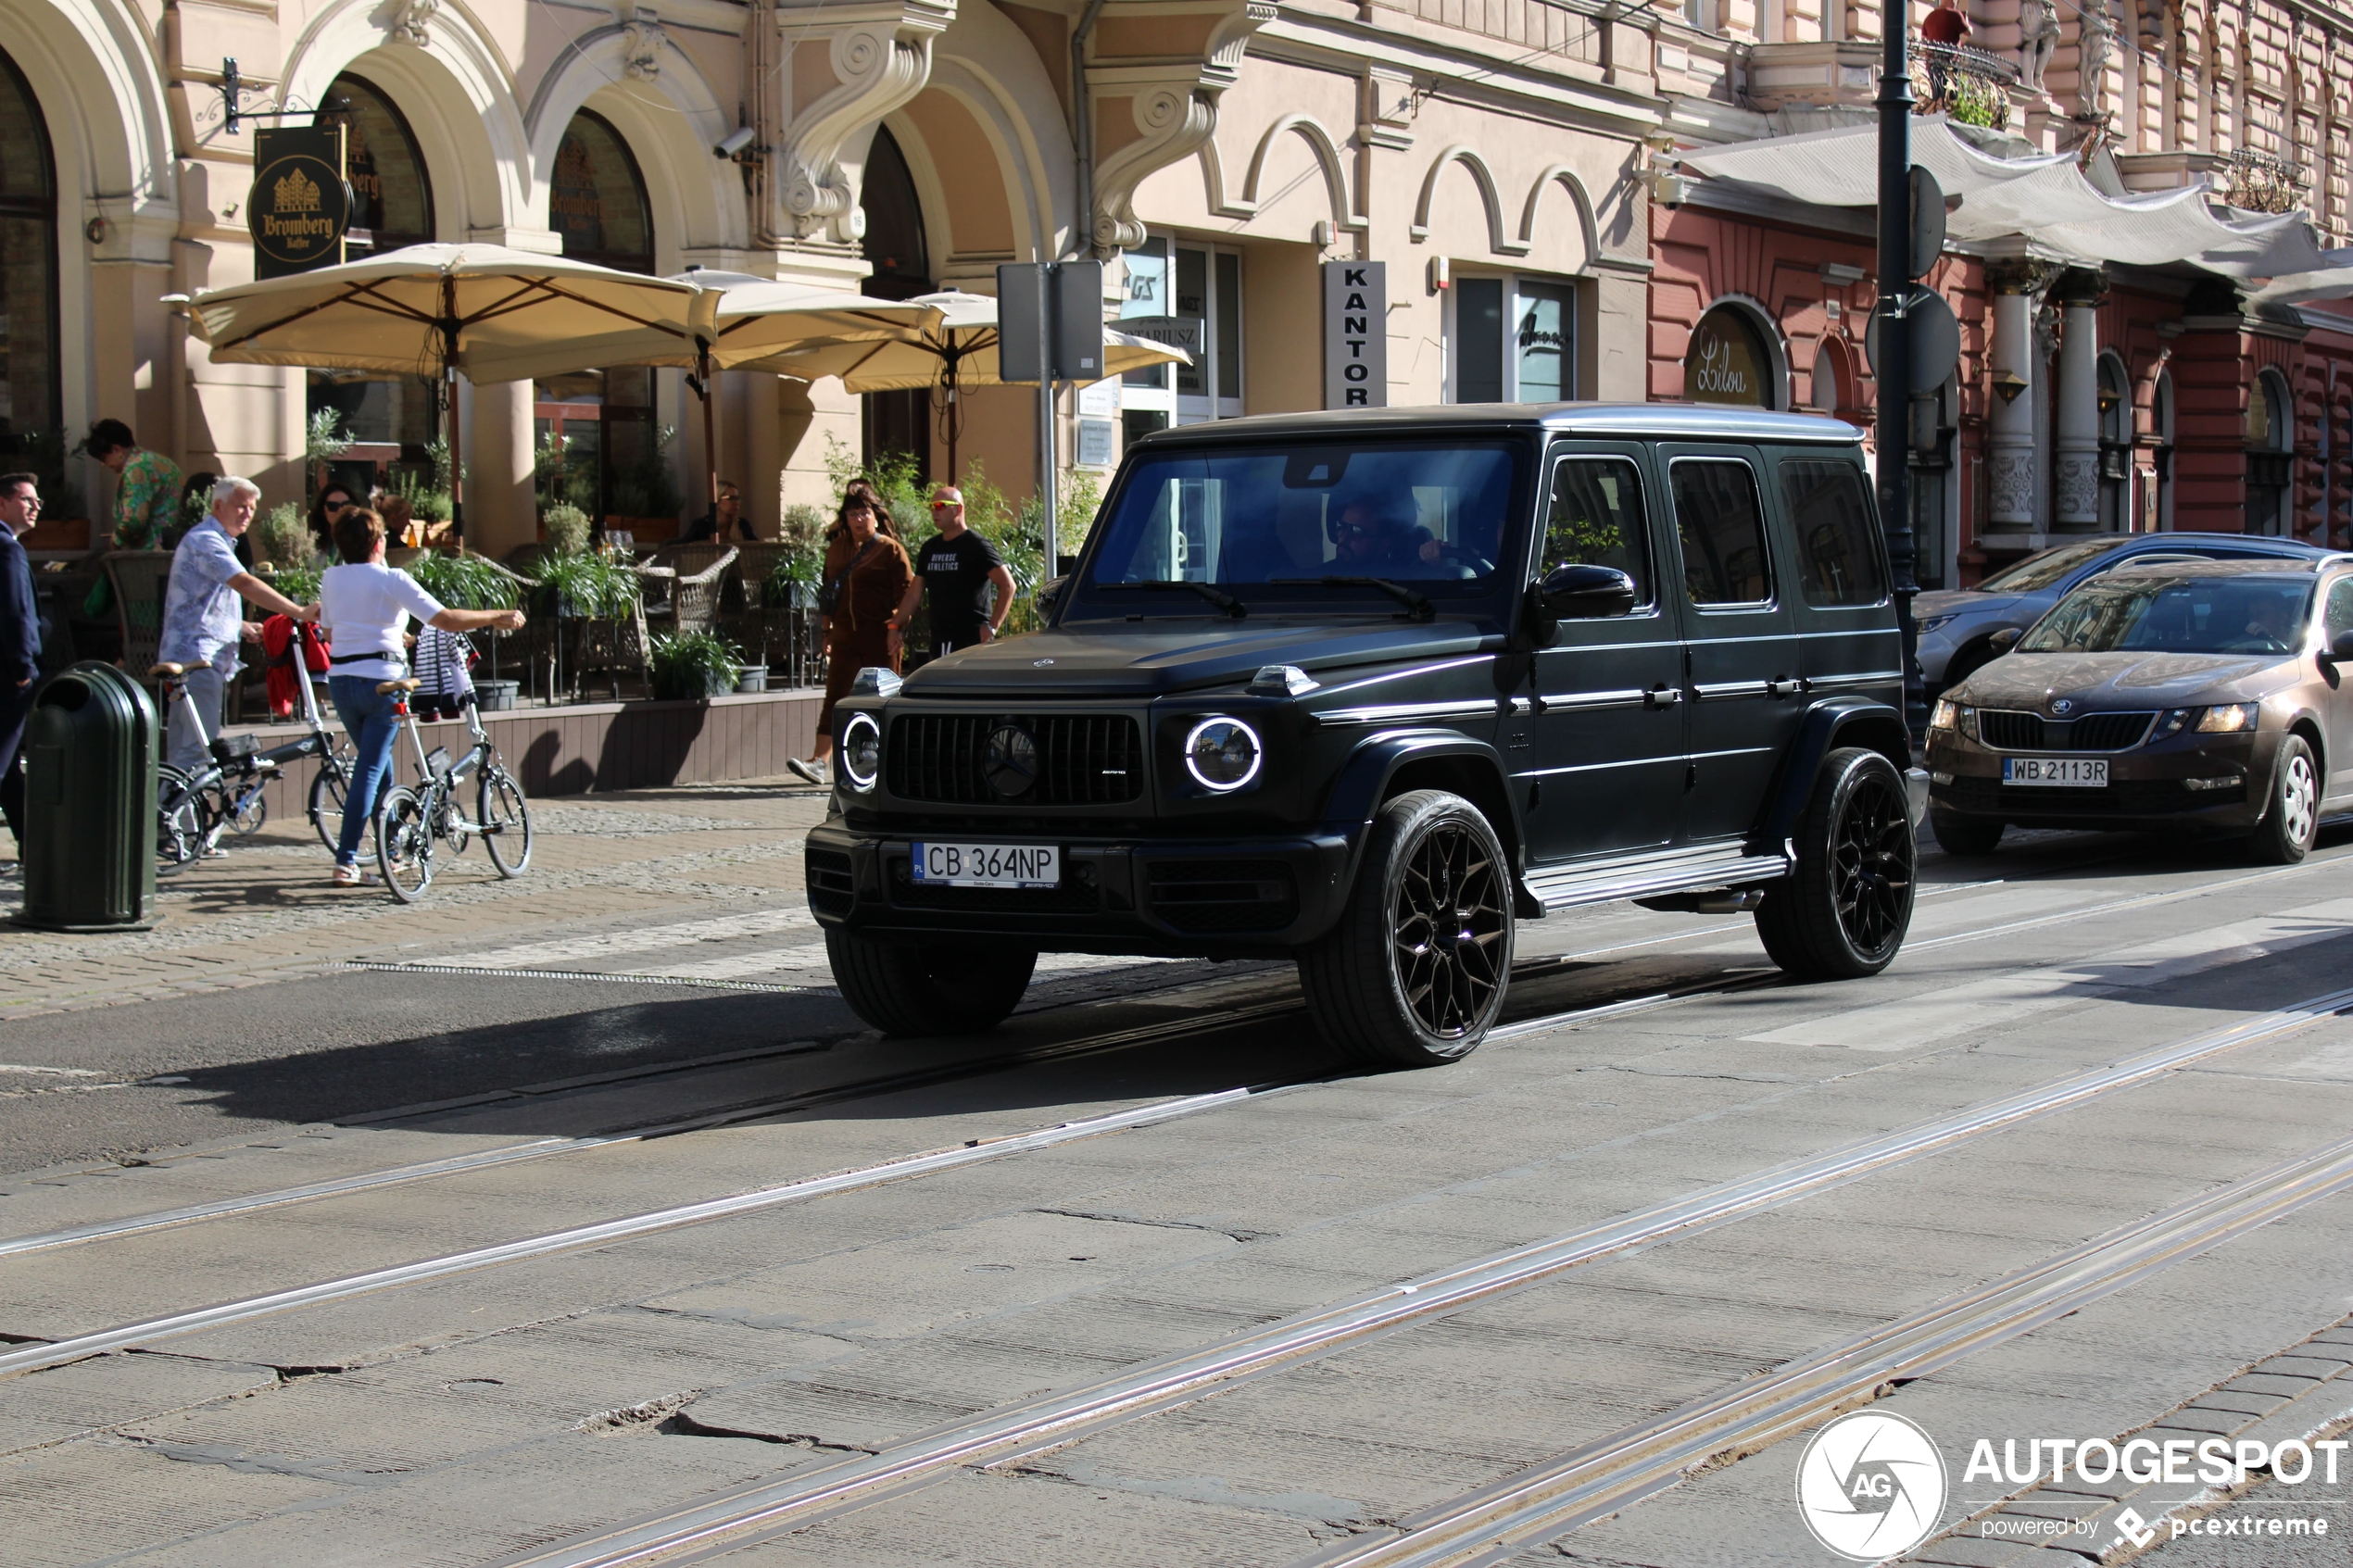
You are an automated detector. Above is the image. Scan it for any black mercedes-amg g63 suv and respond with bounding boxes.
[807,404,1917,1066]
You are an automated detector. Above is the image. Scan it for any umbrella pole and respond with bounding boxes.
[442,280,463,546]
[698,340,718,520]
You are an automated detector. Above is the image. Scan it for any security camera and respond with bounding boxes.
[713,126,756,159]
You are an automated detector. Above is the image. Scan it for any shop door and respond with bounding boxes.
[1663,447,1806,847]
[1521,447,1687,863]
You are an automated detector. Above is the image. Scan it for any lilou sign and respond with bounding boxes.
[249,125,350,279]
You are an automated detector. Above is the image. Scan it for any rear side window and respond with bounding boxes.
[1780,459,1886,608]
[2326,578,2353,641]
[1671,458,1772,606]
[1540,458,1652,607]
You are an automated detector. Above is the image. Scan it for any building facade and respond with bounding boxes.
[0,0,2347,570]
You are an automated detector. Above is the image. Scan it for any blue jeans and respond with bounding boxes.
[328,676,402,868]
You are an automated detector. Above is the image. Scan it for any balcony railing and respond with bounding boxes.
[2221,149,2308,215]
[1909,41,2018,133]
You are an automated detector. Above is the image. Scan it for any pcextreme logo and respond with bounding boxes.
[1794,1411,1949,1562]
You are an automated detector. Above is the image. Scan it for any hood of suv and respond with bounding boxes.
[1913,588,2021,621]
[902,618,1499,698]
[1953,650,2291,709]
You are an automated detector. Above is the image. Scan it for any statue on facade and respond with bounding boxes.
[388,0,438,48]
[2018,0,2059,94]
[2075,2,2116,118]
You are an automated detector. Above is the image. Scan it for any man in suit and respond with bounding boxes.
[0,473,45,843]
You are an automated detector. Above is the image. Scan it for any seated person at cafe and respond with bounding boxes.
[681,481,755,544]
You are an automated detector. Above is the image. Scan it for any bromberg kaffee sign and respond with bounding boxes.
[248,125,350,279]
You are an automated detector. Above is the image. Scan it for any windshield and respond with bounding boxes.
[1083,442,1521,606]
[2021,577,2315,656]
[1975,537,2132,595]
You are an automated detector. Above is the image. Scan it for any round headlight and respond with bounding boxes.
[840,711,882,791]
[1183,717,1262,792]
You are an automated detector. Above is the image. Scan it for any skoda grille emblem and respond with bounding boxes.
[1033,658,1056,668]
[2052,697,2075,716]
[984,721,1039,799]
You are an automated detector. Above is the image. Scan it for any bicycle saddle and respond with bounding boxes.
[376,677,423,694]
[147,661,205,678]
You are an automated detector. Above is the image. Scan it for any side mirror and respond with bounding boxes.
[1541,563,1639,620]
[1036,575,1068,619]
[1986,626,2024,656]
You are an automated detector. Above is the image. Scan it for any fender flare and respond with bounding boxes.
[1755,698,1911,850]
[1318,727,1527,877]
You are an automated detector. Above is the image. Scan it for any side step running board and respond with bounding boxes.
[1519,849,1791,914]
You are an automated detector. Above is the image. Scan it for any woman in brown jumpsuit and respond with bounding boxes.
[789,481,913,784]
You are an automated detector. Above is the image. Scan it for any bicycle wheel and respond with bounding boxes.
[478,768,533,877]
[157,766,213,875]
[308,747,354,854]
[375,785,435,903]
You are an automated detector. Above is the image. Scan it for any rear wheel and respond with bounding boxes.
[479,770,533,876]
[824,931,1038,1035]
[308,750,353,854]
[2248,734,2319,865]
[1299,788,1513,1068]
[1755,747,1916,979]
[1928,807,2003,857]
[376,785,435,902]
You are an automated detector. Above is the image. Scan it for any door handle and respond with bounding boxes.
[1767,677,1804,698]
[1644,684,1684,709]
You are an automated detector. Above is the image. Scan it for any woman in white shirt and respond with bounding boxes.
[320,508,525,885]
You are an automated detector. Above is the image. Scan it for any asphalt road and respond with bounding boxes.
[3,827,2351,1567]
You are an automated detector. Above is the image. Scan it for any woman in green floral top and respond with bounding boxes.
[84,420,183,549]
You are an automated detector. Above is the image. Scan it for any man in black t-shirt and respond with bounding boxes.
[889,485,1015,660]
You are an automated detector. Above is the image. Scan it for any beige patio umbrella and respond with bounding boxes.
[747,290,1189,481]
[175,244,705,539]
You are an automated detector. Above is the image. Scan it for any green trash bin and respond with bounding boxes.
[17,662,159,932]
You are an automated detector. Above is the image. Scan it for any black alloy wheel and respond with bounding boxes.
[824,931,1038,1035]
[1300,788,1515,1068]
[1755,746,1916,979]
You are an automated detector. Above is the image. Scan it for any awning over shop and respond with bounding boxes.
[1676,116,2353,305]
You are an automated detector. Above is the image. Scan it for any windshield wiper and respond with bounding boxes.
[1099,580,1245,618]
[1270,576,1434,620]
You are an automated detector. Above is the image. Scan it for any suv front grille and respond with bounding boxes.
[1977,709,2156,751]
[887,714,1143,806]
[1144,859,1299,935]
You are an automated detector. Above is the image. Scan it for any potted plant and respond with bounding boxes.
[537,551,638,621]
[648,629,738,702]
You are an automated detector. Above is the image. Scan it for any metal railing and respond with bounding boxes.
[2222,148,2308,215]
[1909,40,2018,132]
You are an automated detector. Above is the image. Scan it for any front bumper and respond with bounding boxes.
[1925,728,2274,833]
[805,821,1356,955]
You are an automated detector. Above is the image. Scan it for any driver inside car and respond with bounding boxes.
[2240,591,2301,650]
[1329,496,1441,574]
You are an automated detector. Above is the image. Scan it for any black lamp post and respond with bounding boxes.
[1876,13,1926,736]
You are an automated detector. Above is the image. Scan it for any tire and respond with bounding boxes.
[1928,807,2003,857]
[824,930,1037,1035]
[376,785,435,903]
[156,765,212,875]
[2247,734,2320,865]
[1755,747,1916,980]
[308,752,352,855]
[1297,788,1514,1068]
[479,770,533,877]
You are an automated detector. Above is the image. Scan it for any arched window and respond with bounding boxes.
[2096,352,2131,530]
[0,46,59,480]
[2247,368,2293,536]
[860,125,933,482]
[1807,342,1845,414]
[550,110,652,273]
[318,74,434,252]
[1686,305,1779,409]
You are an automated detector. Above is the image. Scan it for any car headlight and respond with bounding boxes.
[2196,703,2256,734]
[839,711,882,790]
[1917,613,1957,635]
[1182,716,1263,791]
[1931,699,1958,732]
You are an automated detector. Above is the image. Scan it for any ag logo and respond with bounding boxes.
[1793,1411,1946,1562]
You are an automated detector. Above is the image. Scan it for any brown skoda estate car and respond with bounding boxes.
[1924,556,2353,862]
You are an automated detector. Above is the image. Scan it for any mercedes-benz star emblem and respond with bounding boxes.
[984,721,1039,799]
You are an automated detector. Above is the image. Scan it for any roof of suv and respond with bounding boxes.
[2101,557,2346,581]
[1129,402,1865,448]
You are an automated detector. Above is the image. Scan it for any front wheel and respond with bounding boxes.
[2247,734,2320,865]
[1299,788,1514,1068]
[1755,746,1916,979]
[376,785,436,903]
[824,930,1037,1035]
[479,770,533,876]
[157,765,212,875]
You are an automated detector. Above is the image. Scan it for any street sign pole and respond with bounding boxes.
[1876,11,1925,736]
[1036,262,1056,583]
